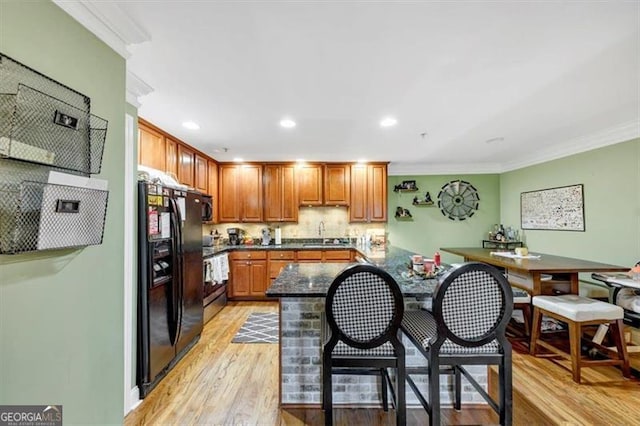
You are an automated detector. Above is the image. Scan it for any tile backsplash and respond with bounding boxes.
[204,206,384,241]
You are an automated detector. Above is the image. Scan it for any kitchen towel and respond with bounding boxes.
[210,253,229,284]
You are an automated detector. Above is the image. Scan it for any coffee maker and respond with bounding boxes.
[227,227,242,245]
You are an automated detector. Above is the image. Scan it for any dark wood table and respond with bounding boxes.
[441,247,628,296]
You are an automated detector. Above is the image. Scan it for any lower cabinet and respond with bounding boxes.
[323,250,353,262]
[229,249,355,299]
[296,250,323,263]
[268,250,296,285]
[228,251,268,299]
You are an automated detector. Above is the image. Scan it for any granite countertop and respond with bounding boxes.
[265,245,443,298]
[203,241,443,297]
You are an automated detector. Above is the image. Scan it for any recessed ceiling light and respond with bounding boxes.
[280,118,296,128]
[233,157,243,162]
[380,117,398,128]
[182,121,200,130]
[485,137,505,144]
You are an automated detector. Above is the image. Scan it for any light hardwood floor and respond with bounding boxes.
[125,301,639,425]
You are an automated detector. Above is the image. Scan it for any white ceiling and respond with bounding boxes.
[59,1,639,174]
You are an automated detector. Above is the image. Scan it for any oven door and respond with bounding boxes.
[203,257,227,323]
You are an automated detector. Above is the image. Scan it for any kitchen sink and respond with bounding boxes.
[302,243,347,248]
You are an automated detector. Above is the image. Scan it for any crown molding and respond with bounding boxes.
[126,71,154,108]
[389,120,639,176]
[53,0,150,59]
[388,161,502,176]
[499,119,640,173]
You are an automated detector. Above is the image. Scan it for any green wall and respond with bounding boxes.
[500,138,640,267]
[387,174,501,264]
[0,1,126,424]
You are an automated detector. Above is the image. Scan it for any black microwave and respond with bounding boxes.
[201,195,213,222]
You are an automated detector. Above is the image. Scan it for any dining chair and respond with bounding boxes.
[322,264,406,426]
[401,262,513,426]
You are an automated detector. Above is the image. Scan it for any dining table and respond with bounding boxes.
[440,247,629,296]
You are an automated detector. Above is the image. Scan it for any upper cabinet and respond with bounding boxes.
[194,153,208,193]
[219,164,263,223]
[219,165,240,222]
[137,118,211,192]
[298,163,351,206]
[138,121,166,172]
[264,164,298,222]
[240,164,263,222]
[165,137,178,179]
[177,144,195,187]
[297,164,323,206]
[324,164,350,206]
[349,163,387,223]
[207,160,219,222]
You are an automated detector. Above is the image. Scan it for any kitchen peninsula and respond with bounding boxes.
[265,245,490,408]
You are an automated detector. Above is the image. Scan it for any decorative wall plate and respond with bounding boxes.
[437,180,479,221]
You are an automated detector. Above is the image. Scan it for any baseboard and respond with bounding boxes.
[126,386,141,415]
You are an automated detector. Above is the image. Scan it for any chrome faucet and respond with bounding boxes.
[318,221,326,243]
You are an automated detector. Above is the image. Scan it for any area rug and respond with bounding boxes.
[231,312,279,343]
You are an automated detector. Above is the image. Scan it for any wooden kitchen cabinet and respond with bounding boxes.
[323,249,352,262]
[297,164,323,206]
[194,153,208,193]
[177,144,195,187]
[228,251,268,298]
[240,164,263,222]
[264,164,298,222]
[219,165,240,222]
[350,163,388,223]
[165,137,178,178]
[207,160,219,222]
[268,250,296,285]
[297,250,323,263]
[218,164,264,222]
[138,121,166,171]
[324,164,350,206]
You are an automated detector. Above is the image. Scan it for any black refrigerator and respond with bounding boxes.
[137,181,203,398]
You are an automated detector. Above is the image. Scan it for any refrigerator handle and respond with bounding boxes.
[168,197,182,346]
[173,197,184,343]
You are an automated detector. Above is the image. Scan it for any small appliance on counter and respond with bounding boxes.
[202,234,214,247]
[203,229,221,247]
[261,228,272,246]
[227,227,243,245]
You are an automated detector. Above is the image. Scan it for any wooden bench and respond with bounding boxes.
[530,294,630,383]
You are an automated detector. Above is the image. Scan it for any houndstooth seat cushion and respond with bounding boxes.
[402,310,500,354]
[333,341,396,356]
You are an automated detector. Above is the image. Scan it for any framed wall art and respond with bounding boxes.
[520,184,585,231]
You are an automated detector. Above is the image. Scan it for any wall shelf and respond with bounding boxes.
[0,53,109,254]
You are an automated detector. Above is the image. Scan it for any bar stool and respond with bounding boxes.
[322,264,406,426]
[530,294,630,383]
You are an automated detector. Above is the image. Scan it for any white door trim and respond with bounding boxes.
[124,113,140,414]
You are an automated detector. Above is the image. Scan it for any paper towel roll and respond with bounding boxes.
[275,228,282,245]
